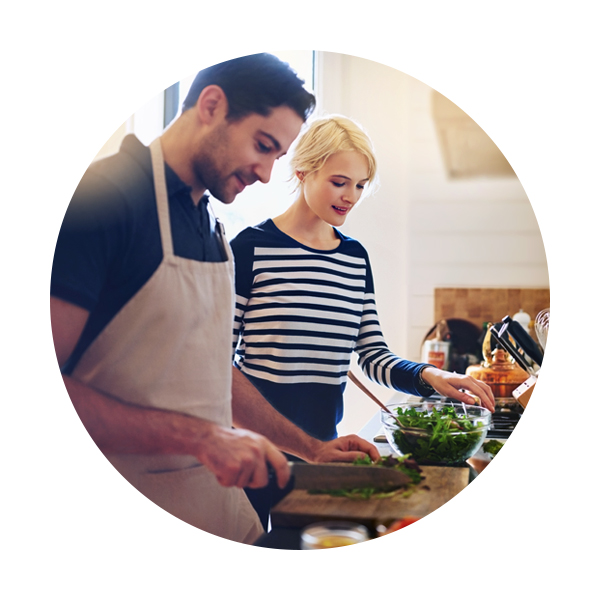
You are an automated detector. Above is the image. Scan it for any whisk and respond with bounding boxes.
[534,308,550,350]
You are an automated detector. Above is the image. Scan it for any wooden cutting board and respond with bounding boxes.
[270,466,470,530]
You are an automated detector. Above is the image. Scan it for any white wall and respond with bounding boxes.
[89,51,549,438]
[314,52,548,437]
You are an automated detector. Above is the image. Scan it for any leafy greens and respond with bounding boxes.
[391,405,487,464]
[307,454,424,500]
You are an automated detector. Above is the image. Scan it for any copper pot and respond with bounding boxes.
[466,347,529,401]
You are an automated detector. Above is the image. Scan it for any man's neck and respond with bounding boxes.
[159,117,207,205]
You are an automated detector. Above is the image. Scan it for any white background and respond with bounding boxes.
[2,1,598,598]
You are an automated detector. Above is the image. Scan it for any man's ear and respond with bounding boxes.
[195,85,228,124]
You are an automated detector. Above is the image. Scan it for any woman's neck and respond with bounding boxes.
[273,197,340,251]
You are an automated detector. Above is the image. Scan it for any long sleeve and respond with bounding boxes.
[355,256,434,397]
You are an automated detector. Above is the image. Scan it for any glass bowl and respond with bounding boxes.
[381,399,491,465]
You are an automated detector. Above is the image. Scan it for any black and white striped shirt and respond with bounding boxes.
[231,219,431,440]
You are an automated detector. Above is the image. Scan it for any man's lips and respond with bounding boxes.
[234,175,247,193]
[234,174,257,193]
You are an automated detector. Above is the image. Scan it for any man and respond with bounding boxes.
[51,53,380,545]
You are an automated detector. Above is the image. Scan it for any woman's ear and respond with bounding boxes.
[295,170,306,182]
[196,85,228,125]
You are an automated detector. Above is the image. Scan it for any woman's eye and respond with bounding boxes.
[332,181,344,187]
[357,184,365,190]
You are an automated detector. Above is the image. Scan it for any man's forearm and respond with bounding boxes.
[230,367,321,461]
[63,375,214,457]
[63,374,293,489]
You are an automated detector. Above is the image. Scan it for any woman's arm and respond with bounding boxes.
[355,255,494,411]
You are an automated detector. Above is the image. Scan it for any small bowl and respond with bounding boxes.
[381,399,491,465]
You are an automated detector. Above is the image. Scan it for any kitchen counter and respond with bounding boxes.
[253,394,493,549]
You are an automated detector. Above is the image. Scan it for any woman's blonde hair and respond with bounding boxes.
[290,115,379,196]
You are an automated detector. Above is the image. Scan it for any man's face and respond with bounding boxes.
[193,106,304,204]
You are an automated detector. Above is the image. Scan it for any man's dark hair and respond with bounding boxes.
[181,53,316,122]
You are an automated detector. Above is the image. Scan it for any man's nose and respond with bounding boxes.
[254,157,276,184]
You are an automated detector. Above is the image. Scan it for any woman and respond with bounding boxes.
[230,115,494,525]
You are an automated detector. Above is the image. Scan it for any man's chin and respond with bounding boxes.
[208,186,237,205]
[212,193,237,205]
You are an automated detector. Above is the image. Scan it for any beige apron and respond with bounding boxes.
[71,138,263,544]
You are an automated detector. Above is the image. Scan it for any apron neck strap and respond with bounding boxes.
[149,138,174,258]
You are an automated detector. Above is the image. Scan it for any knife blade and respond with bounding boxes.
[289,462,412,492]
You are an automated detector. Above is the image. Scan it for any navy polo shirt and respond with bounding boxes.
[51,134,226,374]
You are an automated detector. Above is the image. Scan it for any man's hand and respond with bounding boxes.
[421,367,495,412]
[306,434,381,464]
[197,425,291,489]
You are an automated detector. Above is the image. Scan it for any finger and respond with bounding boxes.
[445,386,480,406]
[338,435,381,462]
[363,444,381,462]
[214,469,238,488]
[225,454,258,489]
[244,460,270,489]
[465,379,495,412]
[442,384,491,413]
[453,378,495,413]
[329,450,377,463]
[265,446,291,489]
[474,385,495,412]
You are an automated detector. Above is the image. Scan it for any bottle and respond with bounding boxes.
[421,321,451,370]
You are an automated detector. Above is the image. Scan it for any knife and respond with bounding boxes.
[288,462,412,492]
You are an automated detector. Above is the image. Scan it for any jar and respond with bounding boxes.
[421,339,451,370]
[300,521,370,549]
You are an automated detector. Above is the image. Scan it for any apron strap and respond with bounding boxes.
[149,138,174,258]
[207,198,233,263]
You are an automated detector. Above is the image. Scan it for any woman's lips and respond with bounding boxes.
[332,205,349,215]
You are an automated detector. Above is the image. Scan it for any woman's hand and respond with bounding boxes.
[420,367,495,413]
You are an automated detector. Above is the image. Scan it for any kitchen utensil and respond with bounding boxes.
[489,315,543,374]
[381,400,491,465]
[534,308,550,350]
[288,462,412,492]
[347,370,403,427]
[271,465,470,530]
[489,314,545,409]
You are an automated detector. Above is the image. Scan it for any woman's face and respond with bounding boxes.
[300,151,370,227]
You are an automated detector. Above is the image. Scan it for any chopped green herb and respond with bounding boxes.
[309,455,425,500]
[482,440,504,458]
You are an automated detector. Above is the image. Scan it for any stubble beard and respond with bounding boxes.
[192,123,236,205]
